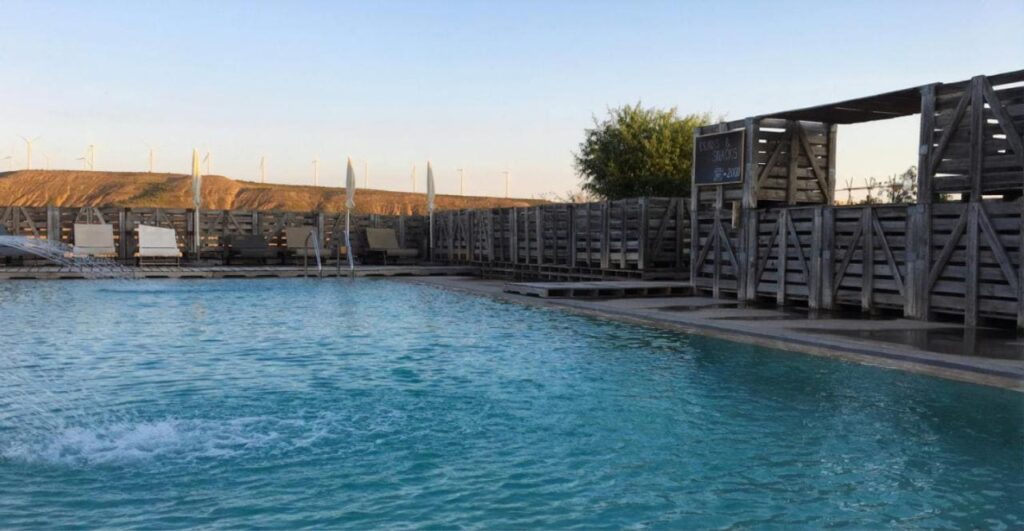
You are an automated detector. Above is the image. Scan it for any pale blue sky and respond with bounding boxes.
[1,0,1021,197]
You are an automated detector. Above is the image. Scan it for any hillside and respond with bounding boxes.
[0,170,546,215]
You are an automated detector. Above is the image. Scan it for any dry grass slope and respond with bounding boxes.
[0,170,545,215]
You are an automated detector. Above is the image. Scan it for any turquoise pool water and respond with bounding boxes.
[0,279,1021,528]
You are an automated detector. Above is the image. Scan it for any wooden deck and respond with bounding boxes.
[0,265,478,280]
[504,280,693,298]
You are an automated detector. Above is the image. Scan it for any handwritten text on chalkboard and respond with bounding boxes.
[694,129,745,185]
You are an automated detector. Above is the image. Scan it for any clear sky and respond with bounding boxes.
[1,0,1021,198]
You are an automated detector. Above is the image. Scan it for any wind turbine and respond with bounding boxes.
[203,152,212,174]
[312,157,319,187]
[259,155,266,184]
[42,153,51,170]
[86,144,95,170]
[457,167,465,196]
[145,142,156,172]
[1,155,12,171]
[503,170,510,198]
[18,135,39,170]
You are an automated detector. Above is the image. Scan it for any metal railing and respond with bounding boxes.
[0,236,134,279]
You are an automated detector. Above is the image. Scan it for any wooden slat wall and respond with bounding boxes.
[427,197,690,275]
[754,118,835,205]
[927,72,1024,197]
[741,200,1021,326]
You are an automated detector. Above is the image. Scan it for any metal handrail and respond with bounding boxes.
[0,235,134,278]
[302,231,323,279]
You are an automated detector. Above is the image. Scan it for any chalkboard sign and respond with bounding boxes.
[694,129,745,186]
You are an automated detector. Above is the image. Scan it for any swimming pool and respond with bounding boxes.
[0,279,1021,528]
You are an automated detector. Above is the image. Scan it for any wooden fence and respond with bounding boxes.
[430,197,690,277]
[725,200,1023,326]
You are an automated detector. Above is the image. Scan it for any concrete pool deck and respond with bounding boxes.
[401,276,1024,392]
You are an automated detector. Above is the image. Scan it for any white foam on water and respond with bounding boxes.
[1,417,285,466]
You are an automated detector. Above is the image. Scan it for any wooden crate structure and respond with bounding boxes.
[826,205,909,312]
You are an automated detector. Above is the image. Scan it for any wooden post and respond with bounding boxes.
[689,131,700,287]
[638,198,648,270]
[675,198,686,272]
[776,209,787,305]
[861,208,874,312]
[619,201,627,269]
[567,204,577,268]
[827,124,838,205]
[447,212,455,262]
[601,201,611,270]
[965,203,980,326]
[787,121,799,205]
[821,207,835,310]
[713,187,724,299]
[742,208,759,301]
[969,77,984,201]
[1018,202,1023,331]
[535,206,543,266]
[809,207,823,309]
[737,118,759,301]
[917,84,937,204]
[46,205,59,241]
[510,208,518,263]
[118,209,128,262]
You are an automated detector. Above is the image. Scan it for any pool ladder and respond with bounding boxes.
[302,231,323,279]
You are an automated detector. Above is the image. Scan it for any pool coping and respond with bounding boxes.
[398,276,1024,392]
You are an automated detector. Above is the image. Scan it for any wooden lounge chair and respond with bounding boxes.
[365,227,418,264]
[223,233,277,265]
[135,224,182,265]
[73,223,117,258]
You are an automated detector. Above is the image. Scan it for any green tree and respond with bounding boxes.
[574,103,712,199]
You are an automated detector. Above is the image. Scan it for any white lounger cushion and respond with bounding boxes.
[73,223,116,257]
[137,225,181,257]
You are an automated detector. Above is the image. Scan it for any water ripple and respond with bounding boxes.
[0,278,1021,529]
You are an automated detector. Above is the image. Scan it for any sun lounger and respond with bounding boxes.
[135,224,182,265]
[284,226,320,262]
[223,233,277,265]
[366,227,418,264]
[73,223,117,258]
